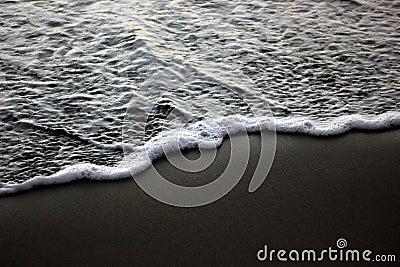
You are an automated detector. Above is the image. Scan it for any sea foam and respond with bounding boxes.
[1,111,399,195]
[1,0,399,194]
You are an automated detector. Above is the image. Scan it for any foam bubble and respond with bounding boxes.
[2,111,399,195]
[274,111,400,135]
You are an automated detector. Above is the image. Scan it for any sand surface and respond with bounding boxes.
[1,130,399,266]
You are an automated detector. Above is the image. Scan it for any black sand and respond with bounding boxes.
[1,130,399,266]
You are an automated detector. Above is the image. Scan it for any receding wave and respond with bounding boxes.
[2,111,400,195]
[1,0,399,194]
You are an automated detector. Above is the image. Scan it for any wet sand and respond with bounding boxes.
[1,130,399,266]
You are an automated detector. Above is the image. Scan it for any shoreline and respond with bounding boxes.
[1,130,399,266]
[2,125,400,197]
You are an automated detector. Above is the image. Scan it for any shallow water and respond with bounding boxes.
[1,0,399,192]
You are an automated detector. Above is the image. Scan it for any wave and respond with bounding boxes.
[1,0,399,195]
[274,111,400,135]
[2,111,400,195]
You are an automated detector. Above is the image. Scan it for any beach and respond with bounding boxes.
[1,0,400,265]
[1,130,399,266]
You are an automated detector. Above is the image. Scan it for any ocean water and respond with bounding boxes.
[1,0,399,194]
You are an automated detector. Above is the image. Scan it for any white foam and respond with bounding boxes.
[0,164,133,195]
[274,111,400,136]
[2,111,399,195]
